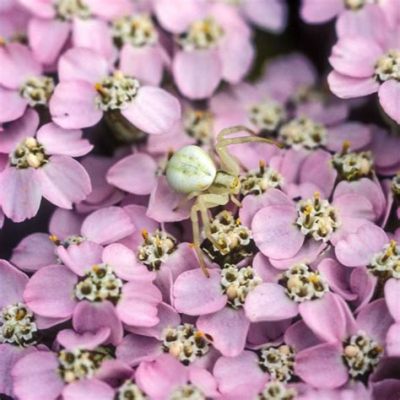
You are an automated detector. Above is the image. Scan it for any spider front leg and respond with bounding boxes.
[190,204,210,278]
[190,193,230,276]
[215,125,282,175]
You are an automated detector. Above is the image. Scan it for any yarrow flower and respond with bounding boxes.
[0,110,92,222]
[49,47,181,134]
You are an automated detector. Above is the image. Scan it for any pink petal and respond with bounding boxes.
[147,176,191,223]
[329,37,382,78]
[128,302,180,339]
[326,122,372,152]
[63,379,114,400]
[318,258,356,301]
[84,0,133,19]
[121,86,181,135]
[173,269,227,315]
[269,240,325,270]
[188,368,219,398]
[337,6,388,43]
[0,43,42,89]
[72,19,114,61]
[298,292,349,343]
[57,240,103,276]
[384,279,400,321]
[0,167,42,223]
[24,265,77,318]
[172,50,222,100]
[37,155,91,209]
[116,334,161,366]
[18,0,55,18]
[299,149,337,198]
[49,81,102,129]
[379,79,400,124]
[327,71,379,98]
[386,322,400,356]
[58,47,109,84]
[12,351,64,400]
[356,298,393,343]
[81,206,135,245]
[295,343,348,389]
[107,153,157,195]
[197,307,250,357]
[57,327,111,350]
[213,351,267,398]
[72,301,123,346]
[0,86,27,123]
[102,243,154,281]
[350,267,376,310]
[0,345,35,396]
[0,108,39,153]
[334,178,385,221]
[116,280,162,327]
[28,18,70,65]
[252,204,304,260]
[37,123,92,157]
[244,282,299,321]
[154,0,207,33]
[301,0,343,23]
[284,320,322,352]
[242,0,287,32]
[11,233,56,273]
[335,223,388,267]
[120,44,166,86]
[0,260,28,308]
[49,208,84,239]
[135,354,188,398]
[220,32,254,83]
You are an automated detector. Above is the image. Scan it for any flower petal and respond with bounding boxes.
[121,86,181,135]
[197,307,250,357]
[244,282,298,322]
[37,155,91,209]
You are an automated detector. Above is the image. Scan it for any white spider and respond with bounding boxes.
[166,125,281,276]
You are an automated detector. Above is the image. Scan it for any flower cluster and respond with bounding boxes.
[1,0,400,399]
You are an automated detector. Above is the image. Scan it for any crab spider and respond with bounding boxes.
[166,125,281,277]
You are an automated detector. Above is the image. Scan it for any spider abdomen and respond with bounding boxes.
[166,145,217,194]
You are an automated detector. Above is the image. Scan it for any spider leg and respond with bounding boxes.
[190,204,210,278]
[215,126,282,175]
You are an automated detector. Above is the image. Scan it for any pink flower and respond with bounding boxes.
[295,299,392,389]
[0,110,92,222]
[115,11,170,86]
[135,354,220,399]
[23,240,162,339]
[0,43,54,123]
[154,0,254,99]
[301,0,395,42]
[335,223,400,340]
[173,265,266,357]
[328,25,400,123]
[12,328,131,400]
[251,187,376,269]
[49,47,181,133]
[19,0,133,65]
[0,260,44,397]
[213,320,320,399]
[11,209,85,272]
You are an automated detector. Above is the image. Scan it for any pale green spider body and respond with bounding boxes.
[165,126,280,276]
